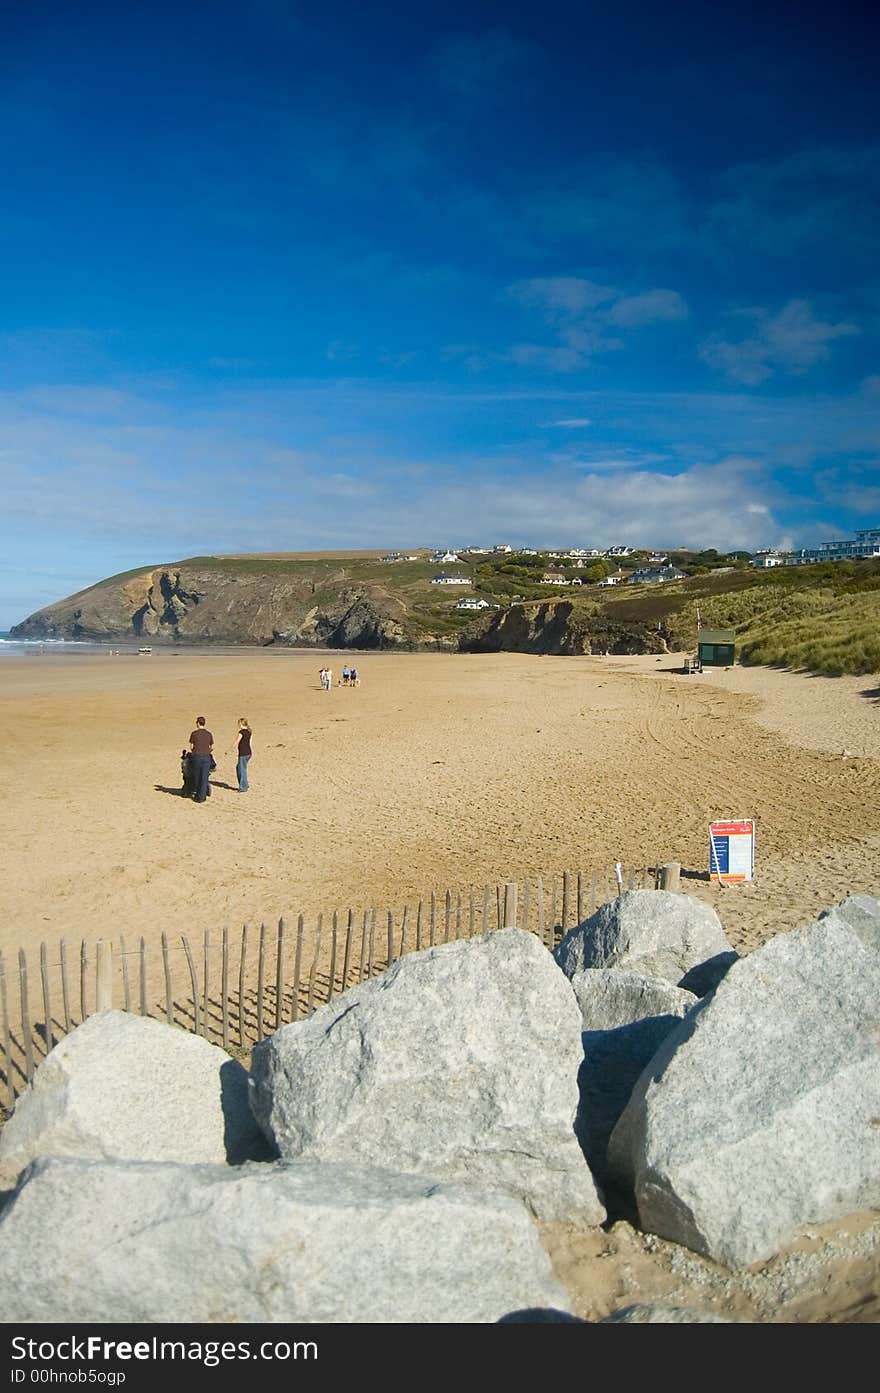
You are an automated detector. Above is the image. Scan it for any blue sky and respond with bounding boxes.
[1,0,879,627]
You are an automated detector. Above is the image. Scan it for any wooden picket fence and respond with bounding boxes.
[0,863,655,1108]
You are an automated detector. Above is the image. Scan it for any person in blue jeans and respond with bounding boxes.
[234,717,253,792]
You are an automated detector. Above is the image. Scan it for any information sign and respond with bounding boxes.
[709,819,755,883]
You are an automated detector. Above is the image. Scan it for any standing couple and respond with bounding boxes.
[187,716,253,801]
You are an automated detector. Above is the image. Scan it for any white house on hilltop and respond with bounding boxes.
[431,574,471,586]
[455,596,499,610]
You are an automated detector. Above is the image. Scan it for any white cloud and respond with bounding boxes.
[701,299,858,385]
[551,418,592,427]
[506,277,688,372]
[606,289,689,328]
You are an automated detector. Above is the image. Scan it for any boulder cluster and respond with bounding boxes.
[0,888,878,1323]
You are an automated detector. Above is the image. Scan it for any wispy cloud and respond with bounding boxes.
[700,299,858,385]
[504,276,688,372]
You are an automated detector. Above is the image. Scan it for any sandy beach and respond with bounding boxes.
[1,646,878,964]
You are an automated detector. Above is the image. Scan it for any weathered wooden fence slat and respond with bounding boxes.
[19,949,34,1083]
[291,915,304,1023]
[469,886,476,937]
[256,923,267,1042]
[119,933,131,1014]
[181,935,200,1037]
[221,927,230,1049]
[577,871,584,926]
[0,951,13,1109]
[238,924,249,1045]
[79,940,88,1024]
[444,891,452,944]
[399,905,408,959]
[342,909,354,991]
[138,938,148,1017]
[536,875,545,945]
[549,879,558,949]
[59,939,72,1035]
[482,884,490,935]
[429,892,436,948]
[522,878,531,935]
[562,869,572,932]
[386,911,395,969]
[415,900,423,953]
[95,940,112,1013]
[160,933,172,1025]
[40,942,53,1056]
[357,910,368,984]
[306,916,322,1017]
[275,918,286,1029]
[327,913,338,1003]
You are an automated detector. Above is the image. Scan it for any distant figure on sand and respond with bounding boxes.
[319,667,329,691]
[188,716,214,803]
[326,667,333,690]
[350,666,360,687]
[342,665,351,686]
[233,718,252,792]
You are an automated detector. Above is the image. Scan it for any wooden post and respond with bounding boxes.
[429,892,436,947]
[119,933,131,1013]
[306,915,322,1016]
[415,900,423,953]
[536,875,545,944]
[291,915,304,1021]
[503,882,518,929]
[0,951,13,1108]
[577,871,584,925]
[327,913,338,1003]
[138,938,147,1016]
[367,910,375,979]
[399,905,408,959]
[181,935,200,1035]
[357,910,368,984]
[201,929,210,1039]
[455,892,462,940]
[59,939,72,1035]
[256,922,267,1041]
[79,939,88,1023]
[160,933,173,1027]
[658,862,681,893]
[238,924,249,1045]
[496,884,502,931]
[444,891,452,943]
[549,878,558,949]
[221,926,229,1049]
[275,917,286,1029]
[522,878,530,934]
[40,942,53,1055]
[19,949,34,1083]
[482,884,490,933]
[95,940,113,1012]
[387,910,395,968]
[469,886,476,937]
[562,870,571,932]
[342,909,354,990]
[589,871,597,913]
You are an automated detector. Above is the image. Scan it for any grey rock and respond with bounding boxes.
[818,894,880,953]
[0,1010,269,1176]
[570,967,697,1029]
[249,929,604,1224]
[607,918,880,1267]
[498,1309,589,1323]
[554,891,732,987]
[602,1304,733,1323]
[678,950,739,997]
[576,1017,685,1185]
[0,1156,570,1323]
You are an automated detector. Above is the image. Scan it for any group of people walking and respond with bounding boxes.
[182,716,253,802]
[319,666,360,690]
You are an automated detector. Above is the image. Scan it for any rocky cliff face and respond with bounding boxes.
[11,565,412,650]
[12,565,670,656]
[459,601,668,657]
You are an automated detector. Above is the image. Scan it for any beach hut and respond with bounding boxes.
[697,628,735,667]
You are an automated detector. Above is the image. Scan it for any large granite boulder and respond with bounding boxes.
[818,894,880,953]
[554,891,732,987]
[0,1010,268,1175]
[607,918,880,1267]
[249,929,604,1224]
[0,1156,569,1323]
[570,968,696,1030]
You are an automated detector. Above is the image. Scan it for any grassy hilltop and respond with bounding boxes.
[11,547,880,675]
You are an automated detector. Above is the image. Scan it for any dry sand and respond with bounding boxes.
[1,647,877,961]
[1,645,878,1322]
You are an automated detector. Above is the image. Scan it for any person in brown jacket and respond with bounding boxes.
[188,716,214,803]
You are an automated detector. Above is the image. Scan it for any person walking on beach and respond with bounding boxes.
[233,718,253,792]
[188,716,214,803]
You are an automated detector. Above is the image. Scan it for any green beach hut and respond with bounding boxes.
[697,628,736,667]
